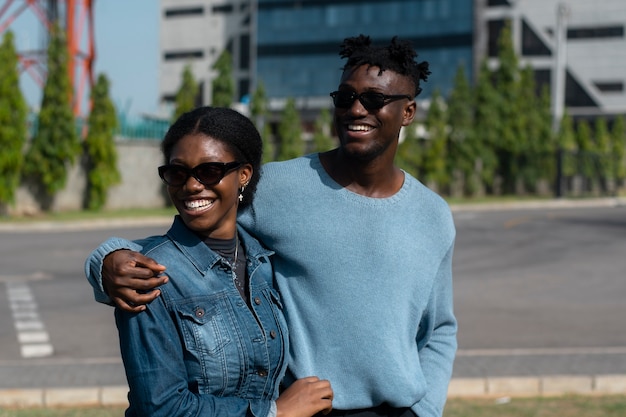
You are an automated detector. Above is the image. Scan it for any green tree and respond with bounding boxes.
[173,64,198,121]
[472,59,499,192]
[84,74,120,210]
[396,121,422,179]
[422,89,449,190]
[446,64,477,196]
[516,66,555,192]
[576,120,594,182]
[558,112,577,178]
[23,23,80,205]
[276,98,303,161]
[0,31,28,205]
[494,21,522,193]
[312,108,335,153]
[594,117,612,186]
[250,81,274,162]
[212,50,234,107]
[610,115,626,182]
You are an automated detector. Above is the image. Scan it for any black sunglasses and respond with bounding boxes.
[330,91,412,111]
[158,161,242,187]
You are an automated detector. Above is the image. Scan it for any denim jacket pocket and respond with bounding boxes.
[175,299,232,356]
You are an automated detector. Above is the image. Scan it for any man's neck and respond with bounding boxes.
[319,149,404,198]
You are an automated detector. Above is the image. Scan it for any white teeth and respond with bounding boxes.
[348,124,372,131]
[185,199,213,210]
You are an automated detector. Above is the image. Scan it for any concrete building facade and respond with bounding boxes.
[481,0,626,120]
[157,0,626,122]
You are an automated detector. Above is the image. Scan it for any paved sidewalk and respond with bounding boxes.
[1,197,625,408]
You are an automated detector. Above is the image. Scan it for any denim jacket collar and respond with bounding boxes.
[166,215,273,274]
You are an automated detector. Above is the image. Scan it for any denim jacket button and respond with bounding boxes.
[270,330,277,339]
[195,307,205,318]
[254,297,262,305]
[257,369,268,377]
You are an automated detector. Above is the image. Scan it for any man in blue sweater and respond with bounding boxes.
[86,35,457,417]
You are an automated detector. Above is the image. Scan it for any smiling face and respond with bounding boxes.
[166,133,252,240]
[333,64,416,162]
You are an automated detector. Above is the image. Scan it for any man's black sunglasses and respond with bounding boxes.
[158,161,242,187]
[330,91,412,111]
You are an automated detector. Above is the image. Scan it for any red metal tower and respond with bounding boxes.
[0,0,95,117]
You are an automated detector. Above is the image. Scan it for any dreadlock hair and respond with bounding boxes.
[339,34,431,97]
[161,106,263,208]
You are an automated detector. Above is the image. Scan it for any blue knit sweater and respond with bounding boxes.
[238,154,457,417]
[86,153,457,417]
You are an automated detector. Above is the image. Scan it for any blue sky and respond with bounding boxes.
[10,0,159,117]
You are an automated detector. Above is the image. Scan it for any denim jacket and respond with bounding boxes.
[115,216,287,417]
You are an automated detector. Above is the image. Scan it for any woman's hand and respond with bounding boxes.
[276,376,333,417]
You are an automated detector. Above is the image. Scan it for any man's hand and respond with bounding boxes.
[102,250,168,313]
[276,376,333,417]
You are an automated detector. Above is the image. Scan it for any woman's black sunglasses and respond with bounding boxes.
[158,161,242,186]
[330,91,412,111]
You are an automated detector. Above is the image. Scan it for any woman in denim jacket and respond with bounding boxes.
[114,106,333,417]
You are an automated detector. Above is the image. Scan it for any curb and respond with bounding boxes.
[0,386,128,408]
[2,375,626,408]
[448,374,626,398]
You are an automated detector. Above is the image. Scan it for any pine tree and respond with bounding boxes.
[84,74,120,210]
[494,21,522,193]
[312,108,335,153]
[23,23,80,205]
[472,59,499,192]
[558,112,577,178]
[516,66,555,192]
[446,64,477,195]
[173,64,198,121]
[422,89,449,190]
[576,120,594,183]
[276,98,303,161]
[0,31,28,206]
[610,115,626,182]
[396,121,422,179]
[250,81,274,162]
[594,117,612,188]
[212,50,234,107]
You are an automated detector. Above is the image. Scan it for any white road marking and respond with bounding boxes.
[5,282,54,358]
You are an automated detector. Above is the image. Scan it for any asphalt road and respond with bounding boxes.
[1,204,625,383]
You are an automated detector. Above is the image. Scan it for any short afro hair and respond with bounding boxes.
[339,34,431,97]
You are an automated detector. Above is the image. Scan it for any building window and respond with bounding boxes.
[522,20,551,56]
[164,7,204,17]
[487,19,507,57]
[487,0,511,6]
[164,50,204,60]
[568,25,624,40]
[594,81,624,93]
[565,72,597,108]
[240,34,250,71]
[238,79,250,102]
[534,69,551,95]
[212,4,234,14]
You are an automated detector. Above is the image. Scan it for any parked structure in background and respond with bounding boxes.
[159,0,255,115]
[0,0,95,118]
[482,0,626,122]
[158,0,626,124]
[159,0,474,122]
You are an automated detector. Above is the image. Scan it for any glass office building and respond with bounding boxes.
[255,0,474,113]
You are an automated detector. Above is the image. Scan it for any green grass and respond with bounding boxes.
[0,407,125,417]
[444,395,626,417]
[2,396,626,417]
